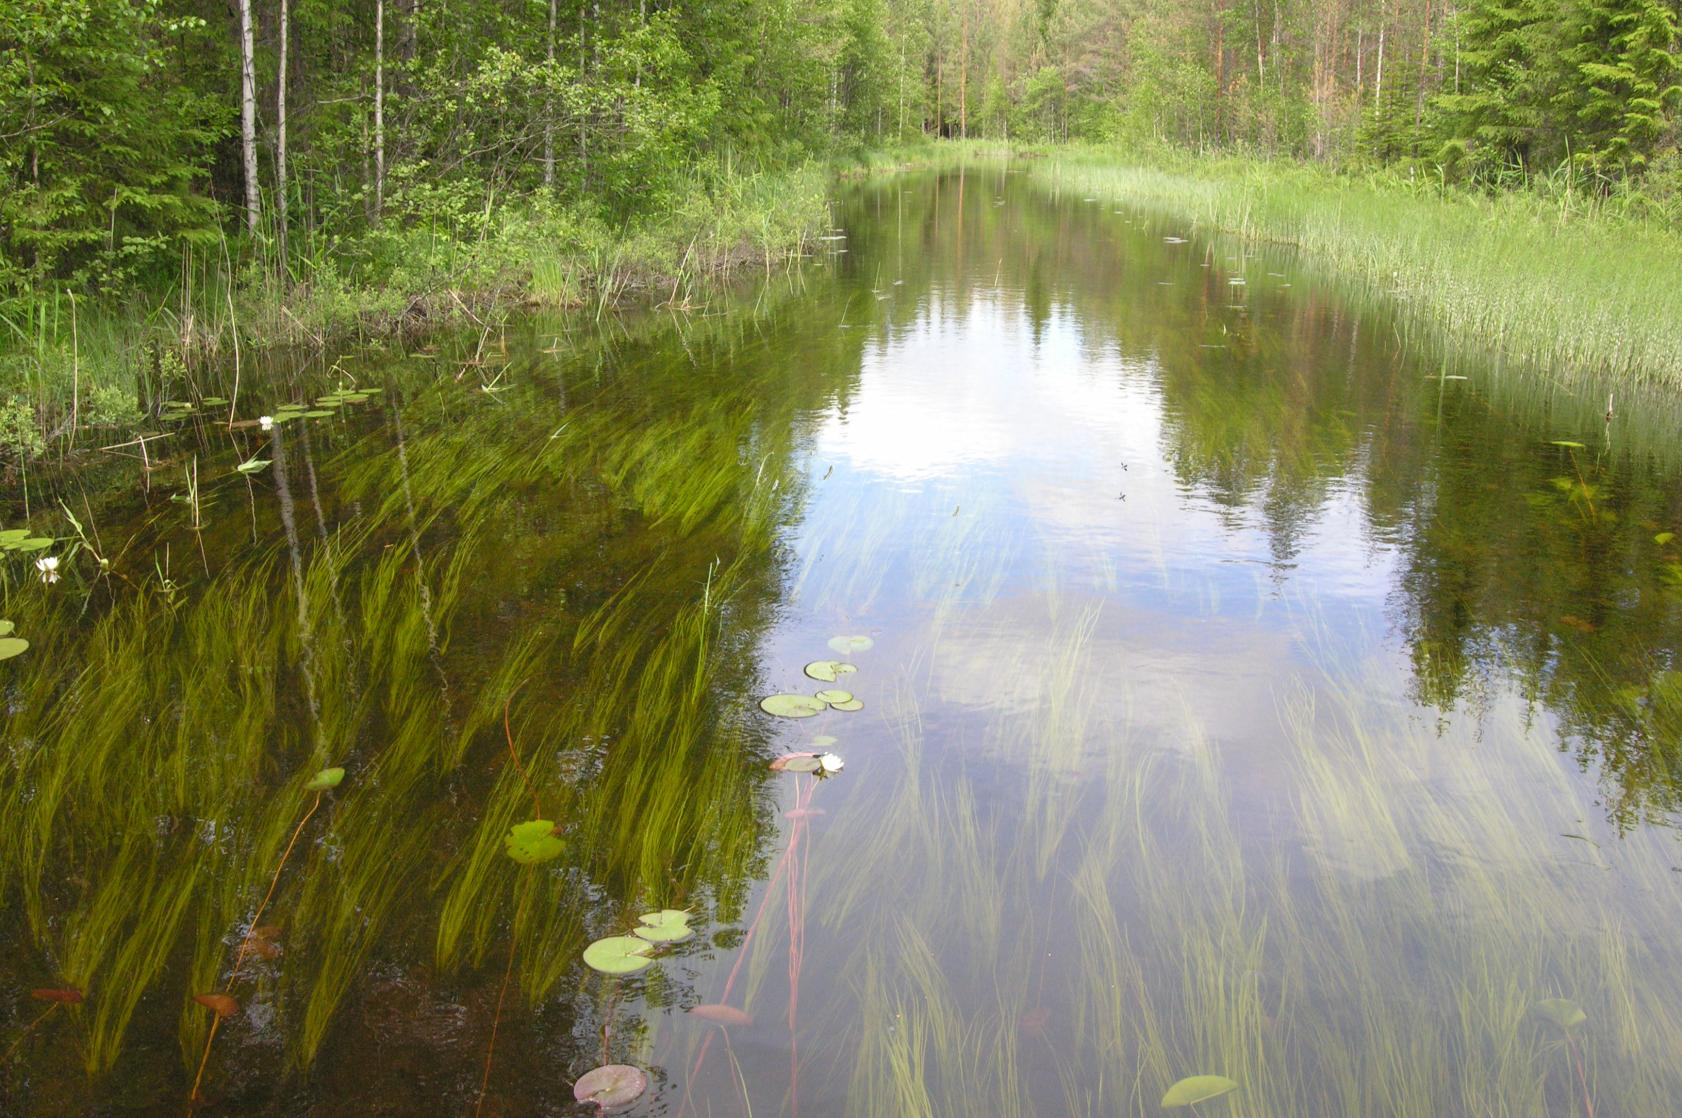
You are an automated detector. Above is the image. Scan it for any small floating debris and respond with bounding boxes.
[1163,236,1188,244]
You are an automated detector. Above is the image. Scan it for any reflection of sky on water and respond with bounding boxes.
[802,287,1403,689]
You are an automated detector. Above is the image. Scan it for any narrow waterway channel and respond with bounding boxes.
[4,165,1681,1116]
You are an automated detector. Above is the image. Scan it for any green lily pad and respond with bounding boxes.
[760,694,828,719]
[827,635,874,655]
[0,529,30,544]
[302,410,335,418]
[0,621,13,637]
[201,396,229,406]
[15,538,54,551]
[305,766,344,791]
[815,689,854,705]
[771,753,823,773]
[1162,1075,1238,1108]
[0,638,29,661]
[1550,440,1586,449]
[829,698,864,712]
[504,819,565,864]
[342,393,370,403]
[804,660,858,682]
[811,735,837,747]
[235,458,271,475]
[271,412,299,425]
[633,910,694,943]
[574,1064,648,1109]
[583,935,655,975]
[1536,998,1587,1029]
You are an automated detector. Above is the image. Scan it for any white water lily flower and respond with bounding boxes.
[819,752,844,774]
[259,415,274,431]
[35,555,59,584]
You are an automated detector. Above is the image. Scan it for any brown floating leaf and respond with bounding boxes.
[193,993,240,1018]
[29,988,83,1004]
[690,1003,754,1027]
[573,1064,648,1109]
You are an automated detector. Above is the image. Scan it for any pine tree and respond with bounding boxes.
[1558,0,1682,175]
[1432,0,1557,177]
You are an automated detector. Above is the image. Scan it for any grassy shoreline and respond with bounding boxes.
[1022,146,1682,394]
[0,163,832,460]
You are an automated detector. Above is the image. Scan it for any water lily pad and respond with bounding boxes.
[271,412,300,425]
[0,621,14,637]
[302,410,335,418]
[305,767,344,791]
[583,935,655,975]
[201,396,229,406]
[1536,998,1587,1029]
[829,698,864,712]
[771,753,823,773]
[634,910,694,943]
[15,538,54,551]
[573,1064,648,1109]
[811,735,837,747]
[804,660,857,683]
[0,638,30,661]
[193,993,240,1018]
[690,1003,753,1027]
[0,529,29,544]
[827,635,874,655]
[1550,440,1586,449]
[1162,1075,1238,1108]
[235,458,271,475]
[504,819,565,864]
[760,694,827,718]
[815,689,854,705]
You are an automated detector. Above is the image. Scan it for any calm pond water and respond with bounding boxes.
[5,165,1682,1116]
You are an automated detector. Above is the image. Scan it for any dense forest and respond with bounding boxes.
[4,0,1679,298]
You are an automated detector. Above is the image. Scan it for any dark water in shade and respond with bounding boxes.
[4,166,1682,1116]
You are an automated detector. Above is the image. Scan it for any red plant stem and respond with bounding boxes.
[1568,1036,1596,1118]
[1,1003,60,1064]
[475,886,529,1118]
[188,791,323,1112]
[678,777,817,1118]
[473,941,518,1117]
[503,684,543,820]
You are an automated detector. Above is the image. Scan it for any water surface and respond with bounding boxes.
[4,166,1682,1116]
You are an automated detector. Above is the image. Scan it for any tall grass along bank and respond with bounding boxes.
[0,164,830,462]
[1028,147,1682,393]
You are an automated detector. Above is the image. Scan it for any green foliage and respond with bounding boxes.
[0,0,223,290]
